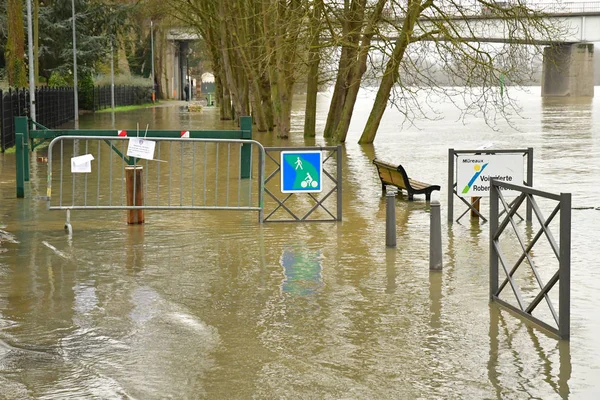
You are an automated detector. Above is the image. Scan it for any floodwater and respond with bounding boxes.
[0,87,599,399]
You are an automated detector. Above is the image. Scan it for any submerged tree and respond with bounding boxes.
[172,0,309,138]
[357,1,565,143]
[164,0,566,143]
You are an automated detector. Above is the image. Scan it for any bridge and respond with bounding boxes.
[412,1,600,96]
[166,2,600,98]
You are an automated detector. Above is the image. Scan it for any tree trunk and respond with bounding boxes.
[322,49,351,138]
[335,0,387,142]
[278,83,292,139]
[218,1,247,121]
[304,0,323,138]
[259,74,274,131]
[304,58,319,138]
[270,62,282,136]
[323,0,365,138]
[250,84,267,132]
[359,2,421,144]
[6,0,27,87]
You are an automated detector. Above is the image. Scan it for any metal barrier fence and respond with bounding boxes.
[263,146,342,222]
[2,86,152,151]
[490,179,571,340]
[46,136,265,225]
[1,87,76,151]
[35,87,76,128]
[15,116,254,199]
[1,88,29,151]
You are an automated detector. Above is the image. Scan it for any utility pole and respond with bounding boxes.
[72,0,79,124]
[110,42,115,110]
[151,20,156,102]
[26,0,36,122]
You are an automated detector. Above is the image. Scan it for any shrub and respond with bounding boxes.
[48,71,70,88]
[78,71,95,110]
[94,74,151,87]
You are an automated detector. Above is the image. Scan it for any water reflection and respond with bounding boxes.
[385,248,397,294]
[429,271,442,330]
[488,306,571,399]
[125,226,144,274]
[541,97,593,136]
[280,246,323,296]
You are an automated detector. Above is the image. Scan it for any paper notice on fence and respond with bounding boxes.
[127,138,156,160]
[71,154,94,173]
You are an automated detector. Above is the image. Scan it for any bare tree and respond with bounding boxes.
[358,0,566,143]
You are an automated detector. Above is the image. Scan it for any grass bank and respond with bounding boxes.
[96,103,158,113]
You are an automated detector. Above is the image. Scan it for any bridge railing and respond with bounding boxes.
[533,1,600,14]
[388,1,600,18]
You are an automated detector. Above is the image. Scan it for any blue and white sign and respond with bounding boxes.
[281,151,323,193]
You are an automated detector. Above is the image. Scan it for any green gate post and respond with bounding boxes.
[240,116,252,179]
[15,117,30,182]
[16,132,25,198]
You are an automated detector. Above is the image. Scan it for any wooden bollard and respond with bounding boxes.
[125,166,144,224]
[471,197,481,219]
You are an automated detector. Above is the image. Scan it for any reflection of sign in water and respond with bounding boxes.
[456,154,523,197]
[280,248,322,296]
[281,151,323,193]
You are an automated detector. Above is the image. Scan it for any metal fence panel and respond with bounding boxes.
[489,179,571,340]
[46,136,265,223]
[262,146,342,222]
[1,86,151,151]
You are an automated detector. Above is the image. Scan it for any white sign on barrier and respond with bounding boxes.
[71,154,94,173]
[457,154,524,197]
[127,138,156,160]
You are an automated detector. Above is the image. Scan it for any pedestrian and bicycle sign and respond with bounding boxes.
[281,151,323,193]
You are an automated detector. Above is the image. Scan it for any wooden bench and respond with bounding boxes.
[373,159,440,201]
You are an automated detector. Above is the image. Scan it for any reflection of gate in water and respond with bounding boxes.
[46,136,266,224]
[263,146,342,222]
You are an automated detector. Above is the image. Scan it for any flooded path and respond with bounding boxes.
[0,89,599,399]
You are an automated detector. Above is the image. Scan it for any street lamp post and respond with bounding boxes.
[72,0,79,124]
[110,42,115,110]
[151,20,155,102]
[26,0,36,122]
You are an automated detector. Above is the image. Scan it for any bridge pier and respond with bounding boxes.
[542,43,594,97]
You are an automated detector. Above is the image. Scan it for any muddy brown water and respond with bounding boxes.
[0,89,599,399]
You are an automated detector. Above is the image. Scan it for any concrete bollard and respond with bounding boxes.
[386,187,397,247]
[429,200,443,270]
[125,166,144,224]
